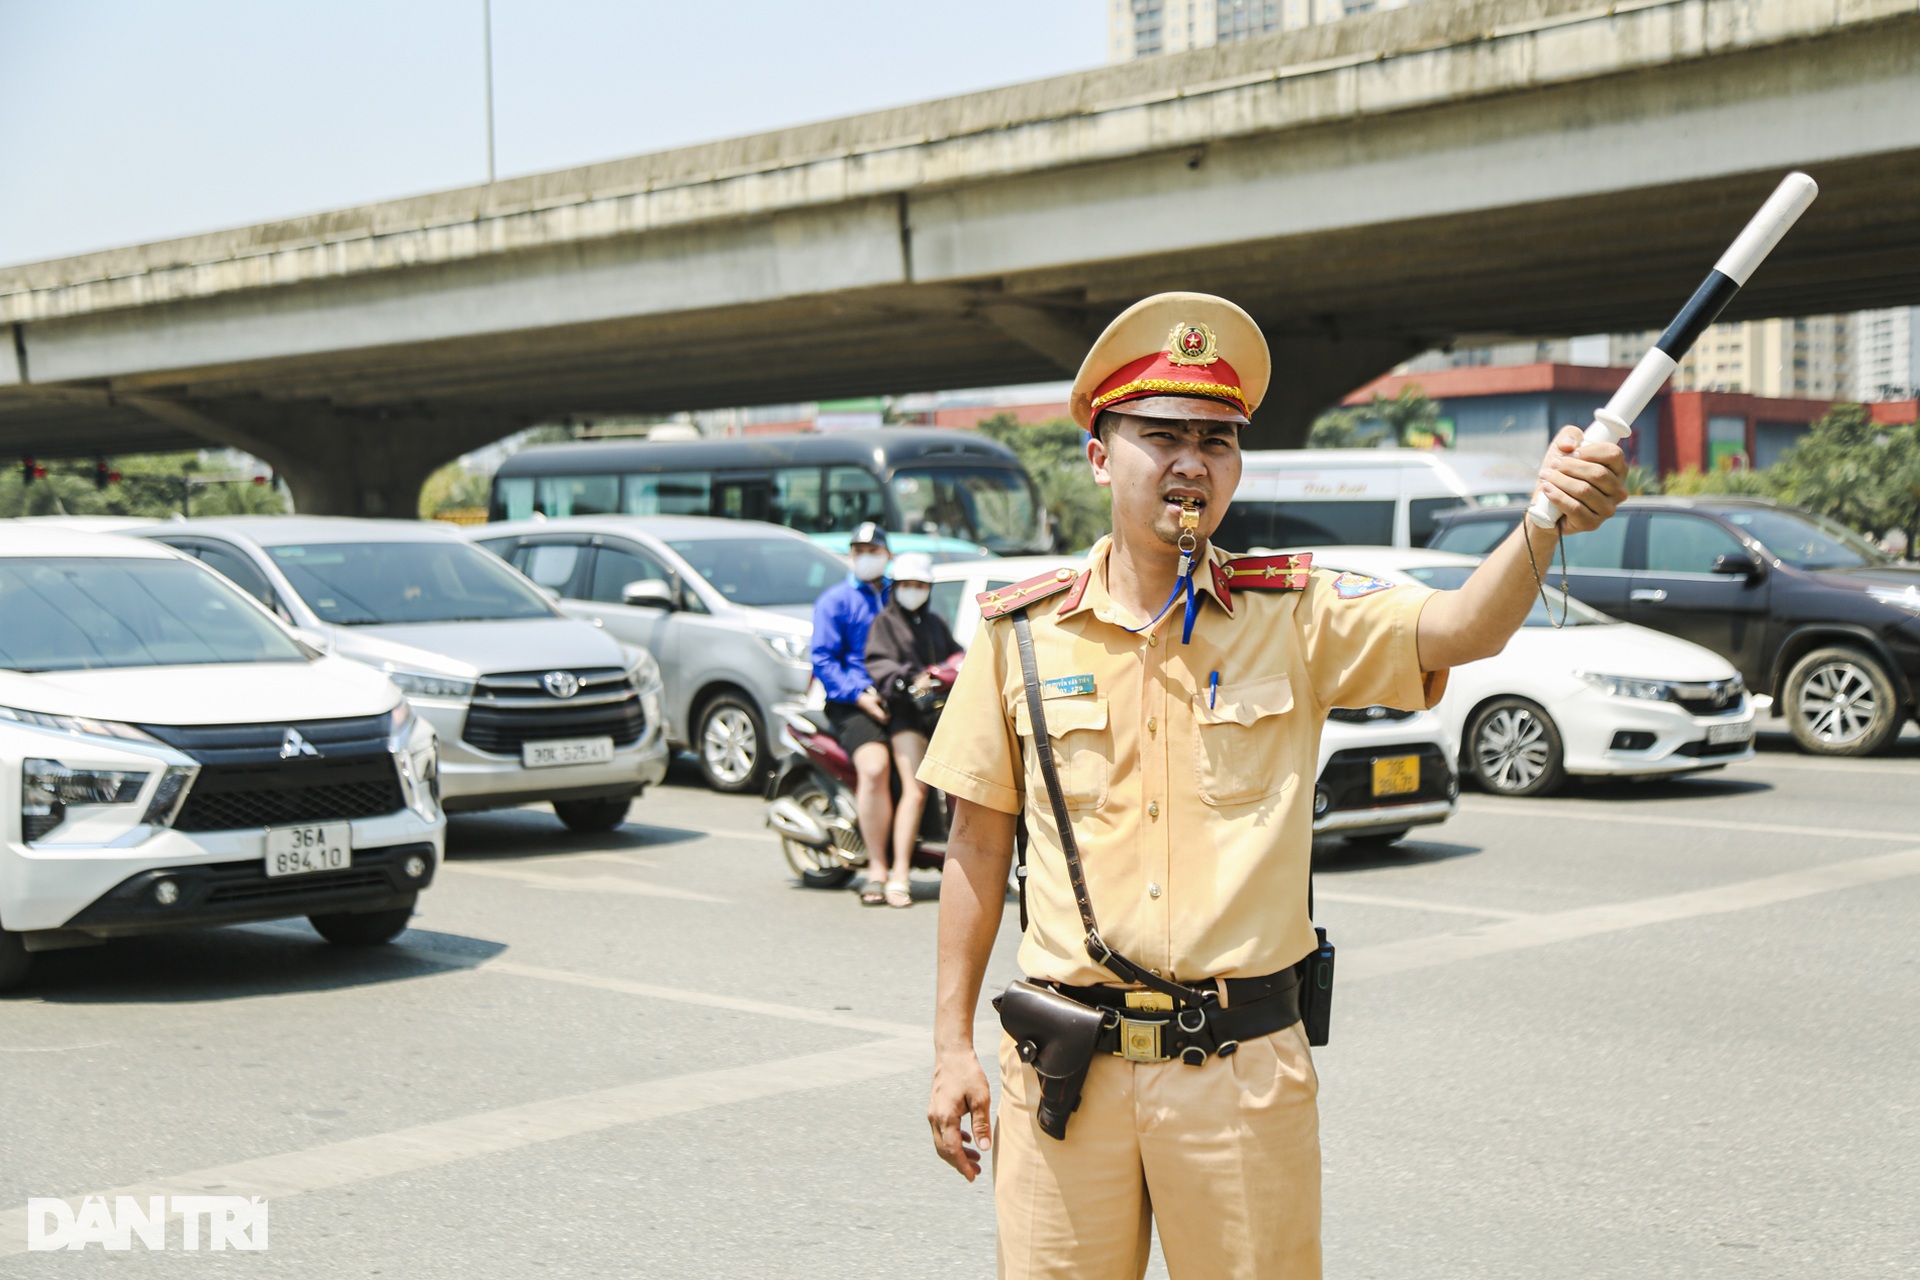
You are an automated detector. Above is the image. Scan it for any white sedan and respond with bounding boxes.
[929,557,1459,844]
[1300,547,1757,796]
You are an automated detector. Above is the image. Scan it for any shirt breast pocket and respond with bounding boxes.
[1014,697,1111,810]
[1191,672,1295,806]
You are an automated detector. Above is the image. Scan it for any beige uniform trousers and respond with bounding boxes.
[994,1021,1322,1280]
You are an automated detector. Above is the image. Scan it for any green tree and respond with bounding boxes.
[975,414,1111,551]
[418,461,493,519]
[1306,387,1445,449]
[0,452,287,519]
[1767,403,1918,547]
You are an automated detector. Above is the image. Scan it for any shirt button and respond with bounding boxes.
[1147,717,1157,733]
[1147,634,1158,648]
[1148,801,1160,818]
[1150,969,1163,977]
[1148,883,1161,898]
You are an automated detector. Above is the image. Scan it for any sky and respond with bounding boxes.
[0,0,1107,267]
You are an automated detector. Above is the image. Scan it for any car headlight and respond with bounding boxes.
[383,667,476,700]
[1867,585,1920,613]
[23,759,152,843]
[0,705,159,743]
[622,645,663,691]
[392,714,441,822]
[1577,672,1675,702]
[756,630,811,666]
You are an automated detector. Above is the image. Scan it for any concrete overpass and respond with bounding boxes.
[3,0,1918,514]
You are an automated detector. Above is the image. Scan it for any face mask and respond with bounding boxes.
[895,585,930,611]
[852,553,889,582]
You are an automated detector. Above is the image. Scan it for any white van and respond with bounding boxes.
[1218,450,1538,550]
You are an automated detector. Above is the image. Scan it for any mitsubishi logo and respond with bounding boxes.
[280,728,319,759]
[542,670,580,699]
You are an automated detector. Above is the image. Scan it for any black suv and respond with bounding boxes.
[1429,497,1920,756]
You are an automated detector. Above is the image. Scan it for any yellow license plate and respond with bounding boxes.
[1371,755,1420,797]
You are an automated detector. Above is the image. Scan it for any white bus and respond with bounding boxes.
[1216,450,1539,550]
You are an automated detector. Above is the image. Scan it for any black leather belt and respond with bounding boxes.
[1041,967,1302,1066]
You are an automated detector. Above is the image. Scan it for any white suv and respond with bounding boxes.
[0,529,445,991]
[135,518,670,832]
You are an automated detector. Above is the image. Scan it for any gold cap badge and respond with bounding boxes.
[1164,321,1218,366]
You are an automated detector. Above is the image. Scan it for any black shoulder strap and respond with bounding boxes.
[1011,609,1210,1009]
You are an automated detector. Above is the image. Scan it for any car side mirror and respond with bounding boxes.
[621,579,677,609]
[1711,552,1764,579]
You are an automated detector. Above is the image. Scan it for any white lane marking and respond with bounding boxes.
[441,862,728,902]
[1741,755,1920,777]
[1456,798,1915,843]
[401,945,924,1039]
[0,1041,114,1054]
[0,1037,930,1259]
[1346,845,1920,983]
[1316,890,1529,920]
[705,827,782,844]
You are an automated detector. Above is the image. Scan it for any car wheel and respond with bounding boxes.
[1343,828,1410,849]
[0,929,31,992]
[1785,646,1901,756]
[780,778,859,889]
[309,899,415,947]
[1468,698,1566,797]
[553,797,633,832]
[697,693,769,794]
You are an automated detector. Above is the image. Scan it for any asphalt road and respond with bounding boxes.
[3,728,1917,1278]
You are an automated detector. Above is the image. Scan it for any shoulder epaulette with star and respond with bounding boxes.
[977,567,1087,620]
[1211,552,1311,610]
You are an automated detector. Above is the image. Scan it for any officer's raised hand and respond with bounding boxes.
[1533,424,1629,532]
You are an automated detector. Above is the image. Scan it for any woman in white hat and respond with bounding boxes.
[863,551,961,908]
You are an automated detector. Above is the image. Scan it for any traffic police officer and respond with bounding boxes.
[921,292,1628,1279]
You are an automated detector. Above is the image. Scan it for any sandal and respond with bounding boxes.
[884,880,913,909]
[859,879,888,906]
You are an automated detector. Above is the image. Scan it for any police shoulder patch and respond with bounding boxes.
[977,567,1085,620]
[1331,571,1396,600]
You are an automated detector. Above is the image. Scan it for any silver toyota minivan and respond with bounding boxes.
[468,517,845,793]
[135,518,669,831]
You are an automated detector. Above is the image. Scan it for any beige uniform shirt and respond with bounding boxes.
[919,536,1447,986]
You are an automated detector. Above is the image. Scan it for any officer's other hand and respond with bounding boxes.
[1535,425,1629,533]
[928,1049,993,1181]
[857,688,890,724]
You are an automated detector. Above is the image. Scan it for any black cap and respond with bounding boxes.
[849,521,889,549]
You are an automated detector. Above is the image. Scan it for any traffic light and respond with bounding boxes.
[95,459,111,489]
[20,457,39,485]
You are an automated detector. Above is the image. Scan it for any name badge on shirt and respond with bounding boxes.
[1041,673,1096,699]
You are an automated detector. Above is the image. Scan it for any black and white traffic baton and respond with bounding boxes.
[1525,171,1820,529]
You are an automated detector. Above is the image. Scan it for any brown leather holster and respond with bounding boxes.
[993,979,1106,1140]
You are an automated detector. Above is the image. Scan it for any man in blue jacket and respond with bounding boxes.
[810,522,897,905]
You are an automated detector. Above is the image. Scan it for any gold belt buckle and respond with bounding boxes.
[1125,991,1174,1012]
[1117,1016,1168,1062]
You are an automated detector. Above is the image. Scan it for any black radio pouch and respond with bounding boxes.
[992,980,1106,1140]
[1297,925,1335,1047]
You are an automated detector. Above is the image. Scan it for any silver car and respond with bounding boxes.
[468,517,844,793]
[134,518,669,832]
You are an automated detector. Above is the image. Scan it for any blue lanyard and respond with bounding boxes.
[1122,537,1204,645]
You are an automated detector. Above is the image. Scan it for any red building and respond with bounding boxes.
[1345,364,1910,477]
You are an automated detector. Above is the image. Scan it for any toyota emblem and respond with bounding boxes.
[542,670,580,699]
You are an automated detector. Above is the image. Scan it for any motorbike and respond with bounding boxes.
[766,657,961,888]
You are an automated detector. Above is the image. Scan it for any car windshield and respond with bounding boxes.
[0,557,308,672]
[267,541,555,625]
[890,467,1046,553]
[1401,563,1615,627]
[667,537,850,607]
[1717,507,1888,570]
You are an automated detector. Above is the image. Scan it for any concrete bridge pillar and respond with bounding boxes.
[123,397,519,517]
[1242,332,1431,450]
